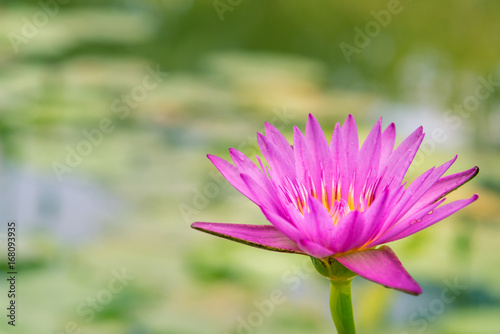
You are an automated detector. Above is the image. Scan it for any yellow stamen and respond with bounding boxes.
[322,188,329,210]
[297,197,304,215]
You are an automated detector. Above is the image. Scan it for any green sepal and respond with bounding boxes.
[310,256,357,282]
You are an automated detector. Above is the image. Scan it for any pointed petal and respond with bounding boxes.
[260,206,302,242]
[377,127,424,194]
[304,197,336,247]
[229,149,282,213]
[335,246,422,295]
[396,156,457,220]
[305,114,331,166]
[387,194,479,242]
[406,166,479,215]
[297,238,334,258]
[380,123,396,168]
[341,114,359,177]
[229,148,268,188]
[354,119,381,206]
[283,202,309,235]
[370,198,445,247]
[240,173,285,217]
[264,122,294,164]
[305,114,333,198]
[192,222,305,254]
[357,189,392,247]
[293,126,315,192]
[207,154,257,203]
[378,156,457,234]
[257,132,295,184]
[329,211,363,253]
[372,168,436,241]
[330,122,350,200]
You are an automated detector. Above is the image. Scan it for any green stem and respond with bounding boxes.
[329,279,356,334]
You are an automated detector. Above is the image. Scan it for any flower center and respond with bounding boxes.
[282,173,376,225]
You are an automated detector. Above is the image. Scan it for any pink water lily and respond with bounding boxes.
[192,114,478,295]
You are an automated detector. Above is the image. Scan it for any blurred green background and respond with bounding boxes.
[1,1,499,333]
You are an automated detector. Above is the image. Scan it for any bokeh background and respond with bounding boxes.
[1,1,499,333]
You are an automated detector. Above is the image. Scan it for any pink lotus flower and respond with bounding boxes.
[192,114,478,295]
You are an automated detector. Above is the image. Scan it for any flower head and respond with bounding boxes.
[192,114,478,295]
